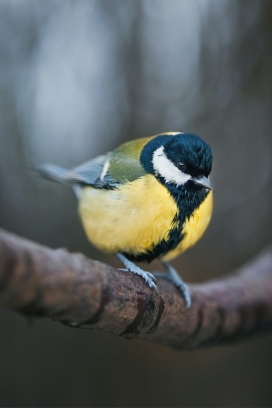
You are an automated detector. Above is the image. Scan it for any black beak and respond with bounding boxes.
[193,175,213,190]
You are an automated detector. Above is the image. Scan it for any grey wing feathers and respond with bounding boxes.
[66,154,109,185]
[37,153,116,188]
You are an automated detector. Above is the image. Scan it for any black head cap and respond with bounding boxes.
[164,133,213,177]
[140,133,213,178]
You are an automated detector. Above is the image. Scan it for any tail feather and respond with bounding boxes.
[36,164,69,184]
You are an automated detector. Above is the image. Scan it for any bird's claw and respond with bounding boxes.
[117,261,157,291]
[116,253,158,291]
[174,283,191,309]
[146,272,156,282]
[129,267,157,290]
[154,264,192,308]
[119,268,155,281]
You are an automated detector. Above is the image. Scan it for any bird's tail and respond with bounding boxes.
[35,164,83,199]
[35,164,69,185]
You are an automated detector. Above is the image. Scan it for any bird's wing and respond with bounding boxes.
[68,137,153,186]
[65,154,116,188]
[106,136,152,183]
[38,137,154,190]
[37,154,113,187]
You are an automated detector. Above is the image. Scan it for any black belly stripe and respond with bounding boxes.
[123,182,209,263]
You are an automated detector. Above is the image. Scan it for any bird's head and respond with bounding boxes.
[140,133,213,192]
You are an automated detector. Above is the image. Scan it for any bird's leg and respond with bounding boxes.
[154,261,191,308]
[116,253,157,291]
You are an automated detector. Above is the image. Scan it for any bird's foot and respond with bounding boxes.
[116,253,157,291]
[154,261,191,308]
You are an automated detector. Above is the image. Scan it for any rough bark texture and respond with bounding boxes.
[0,229,272,351]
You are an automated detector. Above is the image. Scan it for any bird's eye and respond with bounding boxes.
[177,162,187,172]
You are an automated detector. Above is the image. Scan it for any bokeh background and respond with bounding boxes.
[0,0,272,406]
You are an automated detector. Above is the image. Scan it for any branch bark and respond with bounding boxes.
[0,229,272,351]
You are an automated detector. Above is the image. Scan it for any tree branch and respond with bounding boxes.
[0,229,272,351]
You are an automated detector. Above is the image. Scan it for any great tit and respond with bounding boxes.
[38,132,213,308]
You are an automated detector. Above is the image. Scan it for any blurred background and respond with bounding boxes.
[0,0,272,406]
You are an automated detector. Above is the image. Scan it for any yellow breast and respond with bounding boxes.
[162,191,213,261]
[79,176,213,260]
[79,175,178,256]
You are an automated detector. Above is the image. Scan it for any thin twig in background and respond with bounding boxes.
[0,229,272,351]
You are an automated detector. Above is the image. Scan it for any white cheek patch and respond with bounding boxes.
[152,146,191,186]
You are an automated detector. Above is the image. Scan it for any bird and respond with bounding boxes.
[37,132,213,308]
